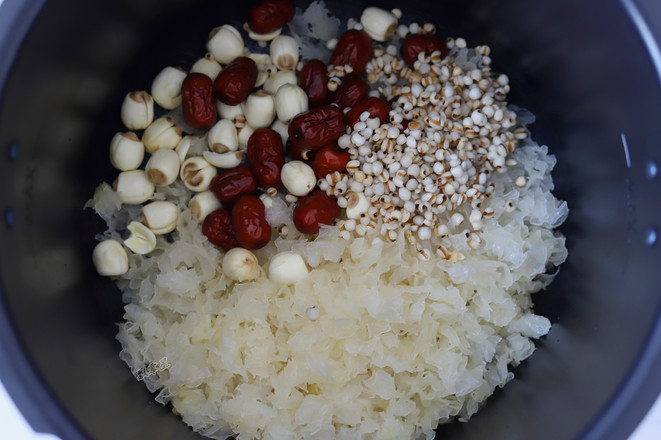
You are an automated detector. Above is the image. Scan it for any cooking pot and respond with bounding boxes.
[1,0,661,439]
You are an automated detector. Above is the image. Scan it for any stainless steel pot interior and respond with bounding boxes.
[1,0,661,439]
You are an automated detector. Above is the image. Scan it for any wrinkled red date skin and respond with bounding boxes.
[247,128,285,188]
[202,209,239,251]
[249,0,295,34]
[298,59,330,107]
[210,166,258,204]
[344,97,391,128]
[181,73,217,129]
[402,34,449,64]
[330,75,369,109]
[288,105,346,151]
[213,57,258,105]
[310,144,350,179]
[293,189,340,234]
[231,195,271,249]
[330,30,372,75]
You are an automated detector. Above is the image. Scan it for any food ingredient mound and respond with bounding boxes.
[91,140,567,440]
[88,2,568,439]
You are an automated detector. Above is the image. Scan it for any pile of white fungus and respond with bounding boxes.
[92,140,568,440]
[87,3,569,440]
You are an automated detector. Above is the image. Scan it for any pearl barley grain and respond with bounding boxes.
[306,306,320,321]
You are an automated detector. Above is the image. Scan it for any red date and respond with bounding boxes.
[293,189,340,234]
[310,144,350,179]
[247,128,285,188]
[298,59,330,107]
[210,166,258,204]
[232,195,271,250]
[286,139,313,161]
[330,75,369,110]
[330,30,372,75]
[288,105,346,151]
[202,209,238,251]
[344,97,391,128]
[249,0,295,34]
[213,57,258,105]
[402,34,448,64]
[181,73,217,129]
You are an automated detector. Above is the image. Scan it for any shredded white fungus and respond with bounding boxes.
[90,139,567,440]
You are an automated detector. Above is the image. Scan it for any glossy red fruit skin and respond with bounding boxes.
[310,144,350,179]
[210,166,258,204]
[202,209,239,251]
[330,75,369,110]
[286,139,313,161]
[247,128,285,188]
[330,30,372,75]
[231,195,271,249]
[344,97,391,128]
[402,34,449,64]
[293,189,340,234]
[181,73,217,129]
[288,105,346,151]
[213,57,258,105]
[249,0,296,34]
[298,59,330,107]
